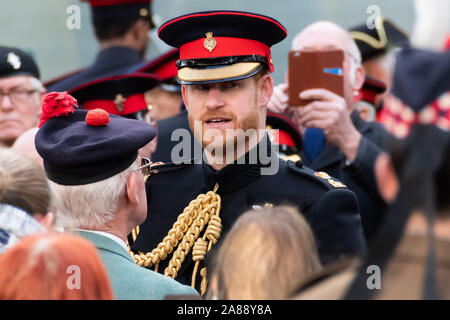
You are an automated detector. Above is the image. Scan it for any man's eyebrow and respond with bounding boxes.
[1,82,32,91]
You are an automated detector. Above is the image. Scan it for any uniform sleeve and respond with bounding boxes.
[307,188,367,266]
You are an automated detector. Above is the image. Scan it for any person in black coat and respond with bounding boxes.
[129,11,367,293]
[46,0,154,92]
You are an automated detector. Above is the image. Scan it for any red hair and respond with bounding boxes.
[0,233,113,300]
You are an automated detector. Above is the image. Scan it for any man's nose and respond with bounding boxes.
[0,94,14,111]
[205,87,225,110]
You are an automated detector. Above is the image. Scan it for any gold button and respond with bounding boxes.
[139,8,148,17]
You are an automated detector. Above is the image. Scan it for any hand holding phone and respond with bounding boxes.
[288,50,344,106]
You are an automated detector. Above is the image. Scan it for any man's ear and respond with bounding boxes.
[125,172,139,206]
[375,153,399,204]
[353,65,365,91]
[34,212,54,230]
[129,19,149,41]
[257,74,274,107]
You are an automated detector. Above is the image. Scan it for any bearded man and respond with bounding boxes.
[129,10,367,293]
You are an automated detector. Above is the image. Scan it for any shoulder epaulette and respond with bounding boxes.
[287,160,347,190]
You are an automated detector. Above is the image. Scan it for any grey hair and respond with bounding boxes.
[28,77,44,105]
[347,36,362,86]
[291,22,362,85]
[48,162,139,229]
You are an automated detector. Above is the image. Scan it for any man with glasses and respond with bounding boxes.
[35,94,198,299]
[0,46,45,147]
[267,21,391,241]
[46,0,155,92]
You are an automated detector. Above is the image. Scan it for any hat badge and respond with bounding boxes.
[139,8,148,17]
[203,32,217,53]
[7,52,21,70]
[114,94,125,112]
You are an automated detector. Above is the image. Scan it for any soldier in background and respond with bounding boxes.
[350,18,409,108]
[129,48,184,123]
[353,76,387,122]
[46,0,155,92]
[68,73,159,119]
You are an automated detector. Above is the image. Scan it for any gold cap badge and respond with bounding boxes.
[203,32,217,53]
[139,8,148,17]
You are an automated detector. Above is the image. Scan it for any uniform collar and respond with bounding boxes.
[74,229,128,251]
[95,46,142,65]
[202,135,274,195]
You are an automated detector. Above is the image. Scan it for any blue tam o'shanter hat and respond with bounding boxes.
[35,91,156,185]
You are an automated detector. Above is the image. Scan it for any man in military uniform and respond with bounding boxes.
[46,0,155,92]
[134,49,196,163]
[68,73,159,119]
[266,111,302,162]
[353,76,387,122]
[350,18,409,108]
[129,11,366,293]
[129,48,185,123]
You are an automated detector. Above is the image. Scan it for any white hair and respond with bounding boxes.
[347,36,362,86]
[291,22,362,85]
[28,76,44,105]
[48,162,138,229]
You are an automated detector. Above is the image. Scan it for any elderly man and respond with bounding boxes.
[268,21,390,241]
[130,11,367,294]
[35,92,198,299]
[294,47,450,299]
[0,47,45,147]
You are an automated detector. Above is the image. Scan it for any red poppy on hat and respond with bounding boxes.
[39,92,78,127]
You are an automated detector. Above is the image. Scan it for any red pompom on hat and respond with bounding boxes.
[85,108,110,126]
[39,91,77,127]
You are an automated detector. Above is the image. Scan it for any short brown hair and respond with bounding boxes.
[252,64,271,83]
[0,148,50,216]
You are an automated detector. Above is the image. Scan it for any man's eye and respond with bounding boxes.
[224,82,238,89]
[194,85,209,91]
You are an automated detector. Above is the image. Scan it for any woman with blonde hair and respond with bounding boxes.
[208,206,322,300]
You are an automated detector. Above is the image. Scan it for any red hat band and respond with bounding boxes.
[180,36,273,72]
[82,94,147,116]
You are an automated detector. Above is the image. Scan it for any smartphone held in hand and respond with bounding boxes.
[288,50,345,106]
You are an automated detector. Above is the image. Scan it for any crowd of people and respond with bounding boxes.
[0,0,449,301]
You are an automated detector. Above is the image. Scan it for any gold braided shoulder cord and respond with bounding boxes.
[127,183,222,294]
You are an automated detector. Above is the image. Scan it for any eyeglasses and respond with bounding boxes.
[135,157,152,181]
[0,88,38,106]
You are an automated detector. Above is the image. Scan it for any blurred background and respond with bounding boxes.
[0,0,416,84]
